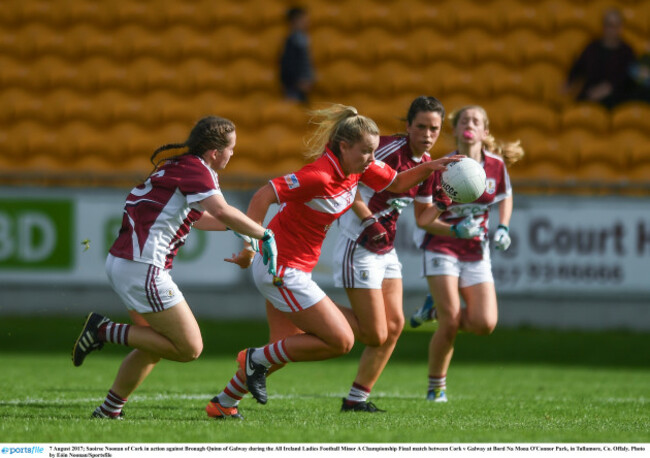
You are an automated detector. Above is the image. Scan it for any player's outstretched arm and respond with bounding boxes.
[200,194,266,239]
[387,156,462,193]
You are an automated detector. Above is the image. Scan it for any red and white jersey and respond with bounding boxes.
[420,150,512,262]
[338,135,435,250]
[109,154,223,269]
[269,148,397,272]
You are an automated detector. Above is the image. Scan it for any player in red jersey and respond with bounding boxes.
[71,116,278,419]
[332,96,452,412]
[409,105,524,402]
[206,104,459,419]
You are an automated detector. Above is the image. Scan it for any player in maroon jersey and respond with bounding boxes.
[409,105,524,402]
[205,104,459,419]
[71,116,278,419]
[332,96,453,412]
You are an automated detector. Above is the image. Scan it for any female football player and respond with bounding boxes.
[332,96,453,412]
[71,116,278,419]
[409,105,524,402]
[205,104,459,419]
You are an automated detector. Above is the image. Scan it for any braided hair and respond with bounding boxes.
[150,116,236,171]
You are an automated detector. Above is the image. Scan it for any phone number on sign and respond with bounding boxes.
[493,263,623,286]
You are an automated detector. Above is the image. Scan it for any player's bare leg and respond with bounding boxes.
[127,301,203,362]
[459,282,498,336]
[340,278,404,412]
[426,275,462,401]
[92,305,202,419]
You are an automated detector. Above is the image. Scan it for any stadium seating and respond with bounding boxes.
[560,102,611,134]
[1,0,649,192]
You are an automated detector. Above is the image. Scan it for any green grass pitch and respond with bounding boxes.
[0,316,649,443]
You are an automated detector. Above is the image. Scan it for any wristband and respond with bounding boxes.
[261,229,273,242]
[497,224,509,232]
[360,216,377,229]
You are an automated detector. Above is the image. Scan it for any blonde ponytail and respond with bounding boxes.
[304,104,379,162]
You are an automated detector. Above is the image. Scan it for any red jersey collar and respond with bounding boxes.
[324,147,346,179]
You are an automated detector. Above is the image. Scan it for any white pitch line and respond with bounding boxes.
[1,393,647,405]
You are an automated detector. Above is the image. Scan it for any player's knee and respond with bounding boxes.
[386,316,405,342]
[331,331,355,355]
[178,340,203,362]
[474,319,497,336]
[359,327,387,347]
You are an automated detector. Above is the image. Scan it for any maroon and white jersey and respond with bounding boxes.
[338,135,435,251]
[269,148,397,272]
[420,150,511,262]
[109,154,223,269]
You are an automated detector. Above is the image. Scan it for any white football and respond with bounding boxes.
[441,157,487,203]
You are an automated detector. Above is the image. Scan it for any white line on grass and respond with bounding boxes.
[2,393,647,405]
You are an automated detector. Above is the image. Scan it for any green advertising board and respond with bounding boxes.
[0,199,74,270]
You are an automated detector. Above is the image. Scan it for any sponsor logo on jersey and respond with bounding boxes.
[374,160,387,168]
[486,178,496,194]
[284,173,300,190]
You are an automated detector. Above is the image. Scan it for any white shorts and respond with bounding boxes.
[252,254,326,313]
[105,254,185,314]
[333,236,402,289]
[421,251,494,288]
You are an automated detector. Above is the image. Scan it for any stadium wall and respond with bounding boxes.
[1,187,649,331]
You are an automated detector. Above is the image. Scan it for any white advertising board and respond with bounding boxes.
[2,189,649,297]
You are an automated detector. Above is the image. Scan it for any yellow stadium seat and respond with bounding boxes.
[611,102,650,133]
[44,89,97,125]
[627,141,650,168]
[452,28,493,67]
[560,102,611,134]
[573,161,627,186]
[373,60,429,97]
[492,95,560,133]
[512,127,573,168]
[502,1,554,35]
[109,25,165,61]
[610,130,650,169]
[473,33,523,67]
[63,24,115,60]
[357,27,409,64]
[311,27,361,65]
[3,23,64,60]
[521,62,570,108]
[313,60,373,97]
[403,1,458,34]
[621,2,650,36]
[523,28,591,69]
[478,63,537,100]
[29,56,80,91]
[576,135,625,169]
[76,57,130,93]
[546,1,602,35]
[509,161,574,184]
[1,89,45,125]
[256,100,309,131]
[452,0,505,34]
[220,58,278,95]
[310,2,362,32]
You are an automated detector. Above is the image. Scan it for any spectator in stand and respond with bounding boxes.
[629,41,650,103]
[565,8,637,109]
[279,6,315,104]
